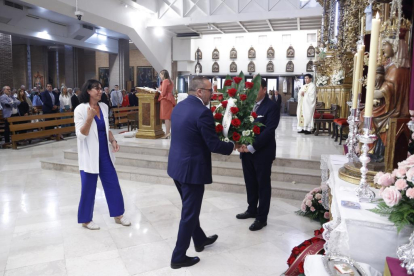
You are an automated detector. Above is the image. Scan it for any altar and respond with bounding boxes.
[307,155,412,273]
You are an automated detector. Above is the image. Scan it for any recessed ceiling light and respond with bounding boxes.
[125,4,128,8]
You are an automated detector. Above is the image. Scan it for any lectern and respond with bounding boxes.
[135,88,165,139]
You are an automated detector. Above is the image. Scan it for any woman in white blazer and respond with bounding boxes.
[74,79,130,230]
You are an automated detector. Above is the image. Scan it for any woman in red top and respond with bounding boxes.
[121,89,129,107]
[158,69,176,139]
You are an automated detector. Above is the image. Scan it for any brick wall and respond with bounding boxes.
[12,44,27,89]
[84,49,96,82]
[0,33,13,88]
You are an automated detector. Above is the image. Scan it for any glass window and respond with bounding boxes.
[267,78,278,92]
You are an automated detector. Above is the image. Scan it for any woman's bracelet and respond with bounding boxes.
[110,140,117,144]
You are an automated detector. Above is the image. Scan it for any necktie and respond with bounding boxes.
[49,92,55,105]
[253,103,260,112]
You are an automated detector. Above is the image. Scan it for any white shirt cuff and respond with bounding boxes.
[247,145,256,154]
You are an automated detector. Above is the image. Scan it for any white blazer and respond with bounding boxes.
[74,102,115,174]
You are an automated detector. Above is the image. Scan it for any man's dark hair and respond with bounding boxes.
[304,74,313,80]
[189,77,210,92]
[261,78,267,89]
[79,79,102,103]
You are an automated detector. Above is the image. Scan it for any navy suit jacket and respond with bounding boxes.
[271,94,282,111]
[243,94,280,162]
[41,90,59,114]
[168,95,234,185]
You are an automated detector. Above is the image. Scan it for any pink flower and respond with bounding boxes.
[307,194,313,200]
[406,188,414,199]
[396,167,407,178]
[378,173,395,187]
[382,186,402,207]
[324,212,330,219]
[301,203,306,212]
[412,133,414,140]
[395,179,408,190]
[306,200,312,207]
[379,187,385,196]
[312,188,322,193]
[310,206,316,212]
[406,167,414,181]
[408,155,414,163]
[315,193,322,200]
[374,172,384,184]
[318,200,322,204]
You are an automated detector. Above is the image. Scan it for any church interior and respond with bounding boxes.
[0,0,413,275]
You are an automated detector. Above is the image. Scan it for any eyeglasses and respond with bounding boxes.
[199,88,213,94]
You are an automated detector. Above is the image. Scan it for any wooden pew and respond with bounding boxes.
[112,106,139,129]
[8,112,75,149]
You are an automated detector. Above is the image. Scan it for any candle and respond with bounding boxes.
[356,45,365,97]
[364,13,380,117]
[361,16,364,36]
[352,45,365,109]
[352,53,358,109]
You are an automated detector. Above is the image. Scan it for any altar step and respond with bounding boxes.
[62,149,321,185]
[40,143,321,200]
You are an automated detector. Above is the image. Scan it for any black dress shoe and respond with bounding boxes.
[171,256,200,269]
[297,130,305,133]
[236,211,257,219]
[249,220,267,231]
[304,131,312,135]
[195,234,218,252]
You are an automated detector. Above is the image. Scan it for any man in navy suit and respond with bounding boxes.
[40,83,59,114]
[271,90,282,111]
[237,78,280,231]
[168,77,237,269]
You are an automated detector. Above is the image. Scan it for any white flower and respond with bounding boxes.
[233,99,237,103]
[249,116,254,123]
[224,138,229,142]
[242,130,251,137]
[215,122,219,126]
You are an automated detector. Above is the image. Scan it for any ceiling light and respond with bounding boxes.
[125,4,128,8]
[154,27,164,37]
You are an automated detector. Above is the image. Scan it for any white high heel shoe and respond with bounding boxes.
[82,221,100,230]
[114,216,131,226]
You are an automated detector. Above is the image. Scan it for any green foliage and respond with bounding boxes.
[369,200,414,232]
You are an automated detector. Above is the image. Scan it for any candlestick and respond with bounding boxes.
[364,13,381,117]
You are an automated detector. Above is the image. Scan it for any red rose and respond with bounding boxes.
[320,227,324,234]
[232,132,241,142]
[299,246,306,253]
[231,118,241,128]
[211,106,216,113]
[221,101,228,108]
[251,112,258,119]
[245,82,253,89]
[212,94,217,100]
[214,113,223,120]
[303,240,311,246]
[230,107,239,114]
[227,88,237,97]
[314,230,321,236]
[311,237,320,243]
[239,94,247,101]
[218,94,223,101]
[292,247,300,255]
[253,126,260,135]
[224,79,233,86]
[233,77,242,84]
[298,261,305,273]
[287,256,296,266]
[215,124,223,133]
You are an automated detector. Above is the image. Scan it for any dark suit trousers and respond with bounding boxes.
[172,180,207,263]
[241,154,273,222]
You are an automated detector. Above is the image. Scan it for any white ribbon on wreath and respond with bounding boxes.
[221,98,236,138]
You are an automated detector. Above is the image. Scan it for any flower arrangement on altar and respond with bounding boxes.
[295,187,330,225]
[284,227,326,276]
[212,72,264,144]
[370,155,414,232]
[331,70,344,85]
[316,76,329,87]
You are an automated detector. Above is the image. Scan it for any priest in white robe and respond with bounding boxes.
[297,74,316,134]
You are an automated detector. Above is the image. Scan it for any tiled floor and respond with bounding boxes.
[0,117,341,275]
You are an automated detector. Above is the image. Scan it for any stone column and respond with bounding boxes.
[109,39,130,89]
[64,46,75,88]
[0,33,13,88]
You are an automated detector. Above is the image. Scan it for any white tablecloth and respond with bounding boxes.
[304,255,381,276]
[322,155,412,272]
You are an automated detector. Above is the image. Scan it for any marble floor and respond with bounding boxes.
[0,117,342,276]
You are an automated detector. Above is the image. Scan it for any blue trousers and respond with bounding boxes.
[172,180,207,263]
[77,157,125,223]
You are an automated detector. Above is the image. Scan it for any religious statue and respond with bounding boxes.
[230,62,237,72]
[230,47,237,59]
[195,48,202,60]
[267,46,275,59]
[212,62,219,73]
[286,61,294,72]
[266,61,274,72]
[307,45,315,57]
[248,61,255,73]
[248,47,256,58]
[195,62,202,74]
[33,71,44,89]
[212,48,219,60]
[361,38,411,162]
[287,46,295,58]
[306,61,314,72]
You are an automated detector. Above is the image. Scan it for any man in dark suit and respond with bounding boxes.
[271,90,282,111]
[237,78,280,231]
[128,88,138,107]
[168,77,238,269]
[100,87,111,107]
[40,83,59,114]
[71,88,81,111]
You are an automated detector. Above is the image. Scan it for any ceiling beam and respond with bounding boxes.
[158,0,179,19]
[297,18,300,30]
[237,21,248,33]
[210,23,224,34]
[266,19,274,31]
[185,25,200,34]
